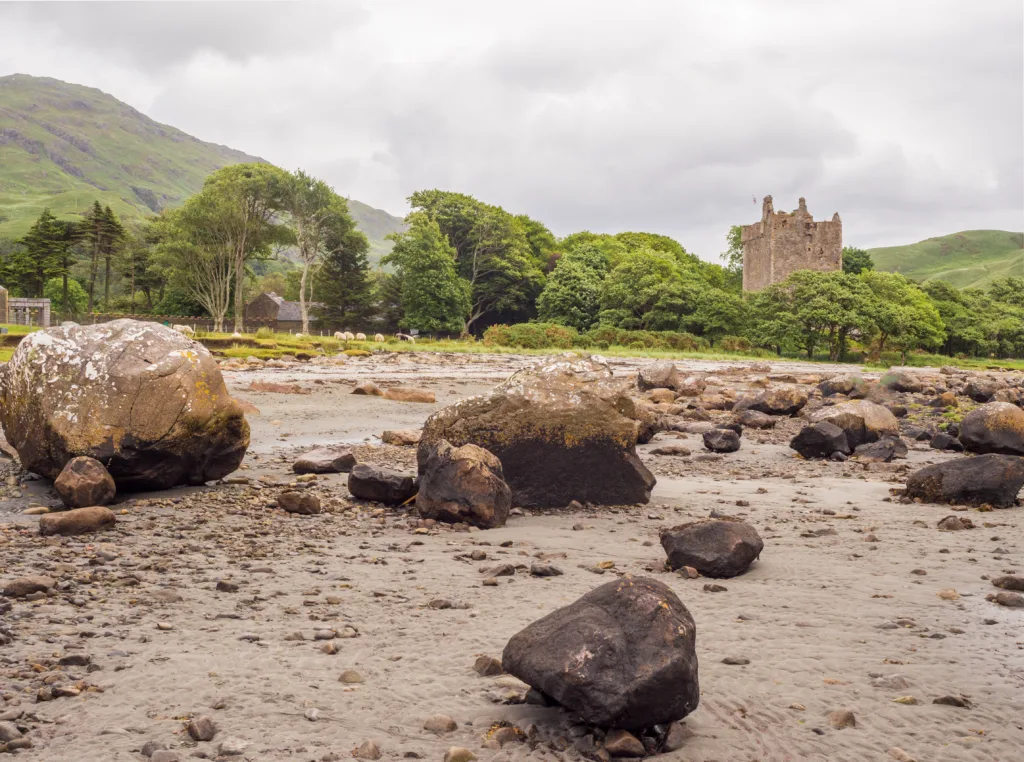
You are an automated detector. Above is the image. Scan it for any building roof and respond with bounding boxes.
[256,292,321,322]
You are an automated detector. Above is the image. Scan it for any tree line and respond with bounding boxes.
[1,167,1021,360]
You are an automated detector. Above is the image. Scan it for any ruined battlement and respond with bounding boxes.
[741,196,842,291]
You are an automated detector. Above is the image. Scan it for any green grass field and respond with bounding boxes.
[868,230,1023,289]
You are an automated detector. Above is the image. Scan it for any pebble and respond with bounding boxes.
[305,708,320,722]
[473,656,503,676]
[424,714,458,733]
[722,656,750,665]
[187,715,217,742]
[140,740,167,757]
[353,739,382,760]
[827,709,856,729]
[150,751,180,762]
[218,736,249,756]
[339,669,364,684]
[603,729,645,757]
[444,747,476,762]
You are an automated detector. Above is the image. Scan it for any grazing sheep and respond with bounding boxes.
[356,332,367,341]
[295,333,303,338]
[172,324,195,337]
[397,333,416,344]
[334,331,344,340]
[374,333,385,342]
[344,331,355,341]
[232,332,242,338]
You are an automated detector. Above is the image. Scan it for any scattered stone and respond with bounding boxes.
[339,670,364,684]
[277,491,322,515]
[638,361,679,391]
[423,715,458,733]
[3,575,54,598]
[529,562,563,577]
[218,737,249,756]
[722,656,750,665]
[661,721,693,752]
[827,709,856,729]
[818,374,863,397]
[54,456,116,507]
[382,429,422,446]
[660,518,764,578]
[992,575,1024,592]
[703,428,740,453]
[443,748,476,762]
[937,515,974,531]
[603,729,645,757]
[746,387,808,416]
[353,740,382,760]
[0,320,249,489]
[384,387,435,403]
[293,447,356,474]
[347,464,417,504]
[808,400,899,448]
[929,432,964,452]
[736,409,775,429]
[881,371,924,393]
[187,715,217,742]
[473,656,503,676]
[905,454,1024,508]
[932,695,972,708]
[650,445,691,456]
[416,440,511,529]
[353,381,384,396]
[853,437,906,463]
[419,356,655,508]
[790,422,850,459]
[965,379,1004,403]
[140,740,168,758]
[502,576,699,729]
[991,591,1024,608]
[38,506,116,536]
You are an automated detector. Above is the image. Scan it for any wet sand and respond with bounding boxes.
[0,352,1020,762]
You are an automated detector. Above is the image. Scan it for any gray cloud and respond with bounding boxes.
[0,0,1020,258]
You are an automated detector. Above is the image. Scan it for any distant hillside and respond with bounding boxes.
[0,73,403,259]
[869,230,1023,289]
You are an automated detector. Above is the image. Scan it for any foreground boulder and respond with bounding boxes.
[418,356,655,508]
[660,518,764,578]
[416,440,511,528]
[347,464,417,504]
[0,320,249,490]
[637,361,679,392]
[502,576,699,729]
[808,400,899,448]
[54,456,115,508]
[292,447,356,474]
[746,387,808,416]
[958,402,1024,455]
[38,506,116,536]
[905,454,1024,508]
[790,422,850,459]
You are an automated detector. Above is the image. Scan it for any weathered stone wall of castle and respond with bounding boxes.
[742,196,842,291]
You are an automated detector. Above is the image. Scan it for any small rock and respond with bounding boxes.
[353,740,382,760]
[218,736,249,756]
[721,656,749,665]
[339,670,364,684]
[443,748,476,762]
[932,695,972,708]
[140,740,167,757]
[603,729,645,758]
[2,575,54,598]
[187,715,217,742]
[423,714,458,733]
[827,709,856,729]
[473,656,503,676]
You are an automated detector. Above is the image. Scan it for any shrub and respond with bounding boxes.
[582,327,708,352]
[483,323,579,349]
[718,335,753,352]
[255,327,275,339]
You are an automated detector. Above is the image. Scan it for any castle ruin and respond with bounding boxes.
[741,196,842,291]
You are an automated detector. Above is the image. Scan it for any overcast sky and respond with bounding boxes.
[1,1,1021,259]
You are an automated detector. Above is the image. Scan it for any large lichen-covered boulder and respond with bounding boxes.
[0,320,249,490]
[808,400,899,449]
[502,576,699,730]
[418,356,655,508]
[958,402,1024,455]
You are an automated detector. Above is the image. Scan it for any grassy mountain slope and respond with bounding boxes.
[869,230,1023,289]
[0,73,404,259]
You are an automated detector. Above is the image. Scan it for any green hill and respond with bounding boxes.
[0,73,404,259]
[869,230,1023,289]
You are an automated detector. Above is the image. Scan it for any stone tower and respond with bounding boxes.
[741,196,842,291]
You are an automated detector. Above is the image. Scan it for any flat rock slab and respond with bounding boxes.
[293,447,356,474]
[38,506,116,537]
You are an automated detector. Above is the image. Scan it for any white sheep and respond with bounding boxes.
[295,332,303,338]
[172,324,195,337]
[397,333,416,344]
[344,331,355,341]
[333,331,344,340]
[355,332,367,341]
[231,332,242,338]
[374,333,385,342]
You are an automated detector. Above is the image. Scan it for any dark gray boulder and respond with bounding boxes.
[660,518,764,578]
[905,454,1024,508]
[790,422,850,459]
[703,429,740,453]
[347,464,417,504]
[736,410,775,429]
[502,576,699,730]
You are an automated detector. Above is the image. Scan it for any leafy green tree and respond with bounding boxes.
[199,163,292,332]
[118,223,165,313]
[369,270,404,334]
[384,213,471,333]
[44,277,87,315]
[988,277,1024,308]
[922,280,994,357]
[409,190,544,332]
[842,246,874,275]
[683,287,750,344]
[860,271,944,362]
[598,248,685,330]
[313,209,372,330]
[283,170,367,333]
[719,225,744,292]
[536,247,605,330]
[515,214,559,271]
